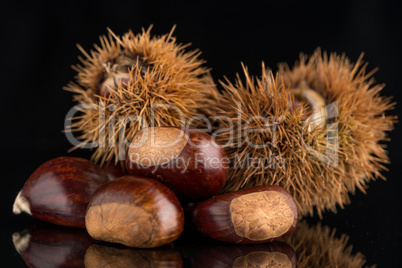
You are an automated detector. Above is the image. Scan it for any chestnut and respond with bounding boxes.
[12,223,94,268]
[12,156,109,228]
[84,244,183,268]
[125,127,228,201]
[290,81,327,131]
[99,54,150,98]
[101,162,129,181]
[85,176,185,248]
[192,242,296,268]
[192,185,298,244]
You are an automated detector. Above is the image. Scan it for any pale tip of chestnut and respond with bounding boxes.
[291,81,327,131]
[12,232,31,254]
[12,191,31,215]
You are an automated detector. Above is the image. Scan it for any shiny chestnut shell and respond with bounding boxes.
[101,162,129,181]
[192,185,298,244]
[13,157,109,228]
[85,176,185,248]
[125,127,228,201]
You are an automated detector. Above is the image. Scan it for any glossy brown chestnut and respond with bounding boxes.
[125,127,228,201]
[12,223,94,268]
[84,244,183,268]
[85,176,185,248]
[192,185,298,244]
[192,242,296,268]
[101,162,129,181]
[12,157,109,228]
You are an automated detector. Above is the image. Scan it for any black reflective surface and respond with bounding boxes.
[1,0,402,267]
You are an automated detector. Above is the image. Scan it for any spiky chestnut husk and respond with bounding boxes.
[216,64,335,217]
[282,221,373,268]
[278,49,396,216]
[216,53,395,217]
[65,26,221,165]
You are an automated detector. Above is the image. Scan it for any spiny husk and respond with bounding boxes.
[282,221,373,268]
[216,50,395,217]
[278,49,396,215]
[65,27,221,164]
[216,64,341,217]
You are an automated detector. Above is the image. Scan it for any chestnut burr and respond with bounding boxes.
[85,176,185,248]
[192,185,298,244]
[126,127,228,201]
[12,157,109,228]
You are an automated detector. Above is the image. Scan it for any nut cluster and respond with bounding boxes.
[13,26,393,257]
[13,126,298,248]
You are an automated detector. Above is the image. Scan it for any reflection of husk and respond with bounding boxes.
[282,221,374,268]
[216,49,395,217]
[65,27,221,165]
[84,244,183,268]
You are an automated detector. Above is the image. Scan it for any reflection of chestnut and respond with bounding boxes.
[84,244,183,268]
[85,176,185,248]
[12,223,94,268]
[13,157,109,228]
[193,185,298,244]
[192,242,296,268]
[126,127,228,201]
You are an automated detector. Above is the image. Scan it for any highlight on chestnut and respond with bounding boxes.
[125,127,229,201]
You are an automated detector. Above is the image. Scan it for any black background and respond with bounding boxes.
[1,0,401,267]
